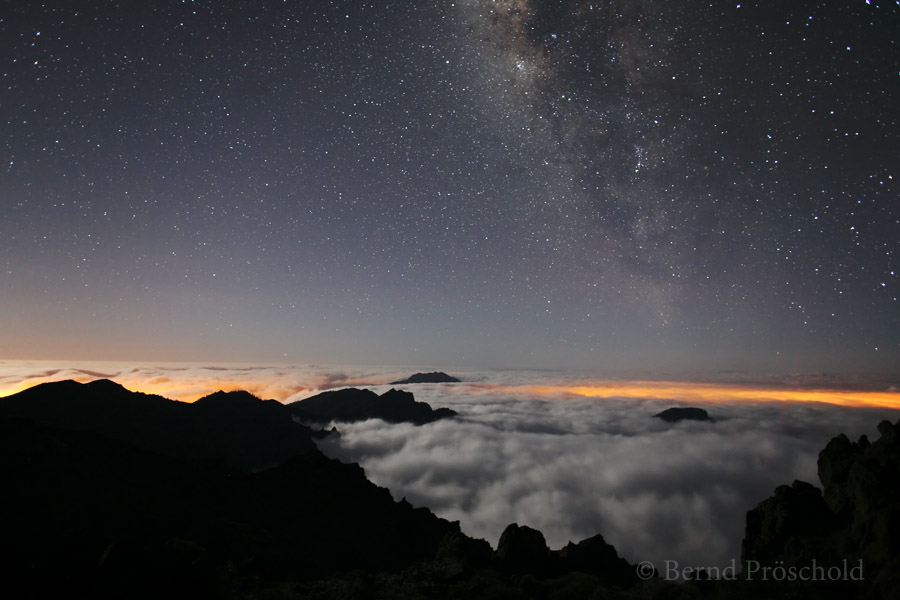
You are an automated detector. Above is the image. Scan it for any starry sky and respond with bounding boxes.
[2,0,898,375]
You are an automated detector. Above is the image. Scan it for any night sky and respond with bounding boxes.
[3,1,898,375]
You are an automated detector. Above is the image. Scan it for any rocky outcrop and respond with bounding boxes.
[391,372,461,384]
[494,523,550,574]
[434,529,493,578]
[654,407,712,422]
[488,523,637,583]
[742,480,839,565]
[289,387,457,425]
[743,419,900,597]
[817,420,900,594]
[557,533,637,584]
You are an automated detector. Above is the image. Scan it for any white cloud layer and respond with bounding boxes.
[317,383,899,569]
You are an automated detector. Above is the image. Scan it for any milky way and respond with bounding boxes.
[2,1,897,374]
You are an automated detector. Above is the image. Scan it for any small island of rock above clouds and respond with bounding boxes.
[653,407,712,423]
[390,372,461,384]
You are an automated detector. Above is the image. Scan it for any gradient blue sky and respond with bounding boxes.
[2,1,898,375]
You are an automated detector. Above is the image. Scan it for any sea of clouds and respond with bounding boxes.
[2,360,898,570]
[318,382,897,570]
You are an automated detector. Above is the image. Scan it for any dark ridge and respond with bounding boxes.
[654,406,712,422]
[0,379,316,472]
[390,371,462,384]
[289,386,457,425]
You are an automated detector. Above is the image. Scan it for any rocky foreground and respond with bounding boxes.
[742,418,900,599]
[1,379,897,599]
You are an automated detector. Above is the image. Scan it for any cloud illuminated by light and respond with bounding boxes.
[2,361,898,410]
[516,381,900,410]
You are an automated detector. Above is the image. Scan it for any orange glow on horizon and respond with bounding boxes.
[513,381,900,410]
[2,369,899,410]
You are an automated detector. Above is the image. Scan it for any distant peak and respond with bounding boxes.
[390,372,461,385]
[654,407,712,423]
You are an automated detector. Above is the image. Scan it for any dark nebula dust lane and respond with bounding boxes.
[1,1,898,374]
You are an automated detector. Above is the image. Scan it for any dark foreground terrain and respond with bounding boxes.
[1,379,897,599]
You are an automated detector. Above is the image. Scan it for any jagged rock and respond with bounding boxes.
[494,523,549,574]
[743,419,900,598]
[878,419,898,445]
[310,426,340,440]
[654,407,712,422]
[434,528,492,578]
[818,433,863,514]
[289,387,457,425]
[833,422,900,568]
[390,372,461,384]
[557,533,636,584]
[742,480,839,566]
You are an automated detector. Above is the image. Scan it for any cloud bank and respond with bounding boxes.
[2,360,899,570]
[318,383,900,569]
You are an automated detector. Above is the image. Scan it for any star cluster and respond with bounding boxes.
[2,1,898,374]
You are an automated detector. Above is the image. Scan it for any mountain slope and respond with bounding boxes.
[0,415,460,598]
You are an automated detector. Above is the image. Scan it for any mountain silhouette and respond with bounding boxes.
[654,407,712,422]
[289,387,457,424]
[0,379,316,471]
[11,379,892,597]
[0,378,647,598]
[390,371,461,384]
